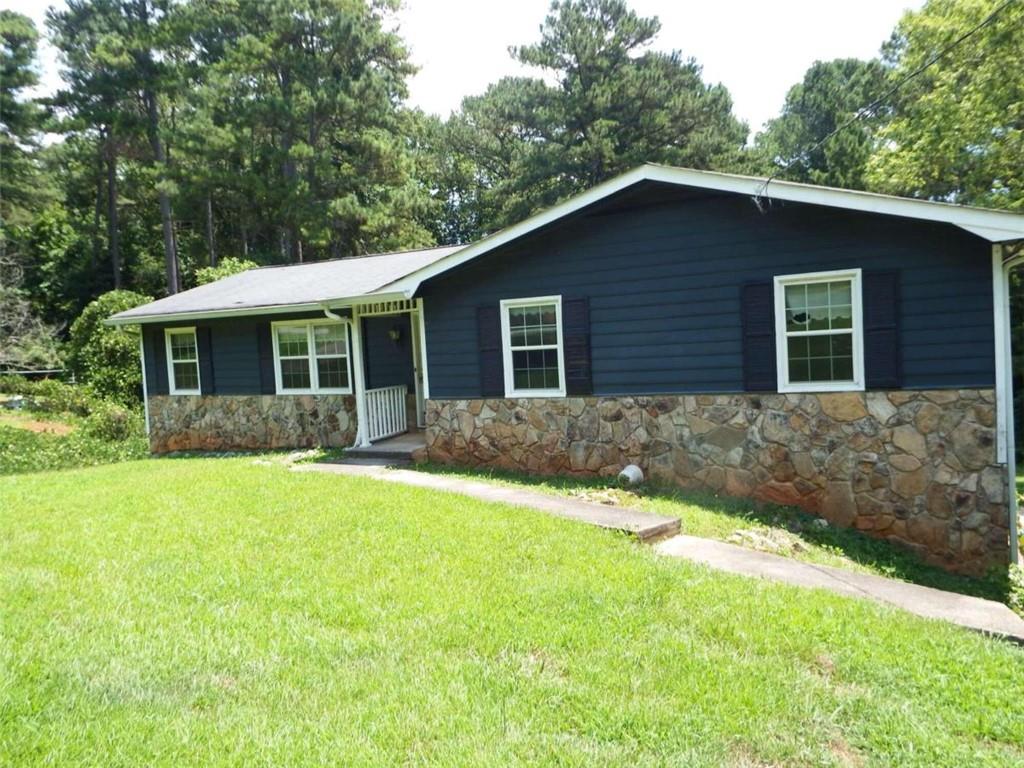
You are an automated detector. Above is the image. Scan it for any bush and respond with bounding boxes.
[1011,564,1024,618]
[84,403,139,442]
[67,290,151,406]
[0,375,31,395]
[26,378,101,417]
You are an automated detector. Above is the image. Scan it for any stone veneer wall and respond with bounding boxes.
[424,391,1009,574]
[149,394,357,453]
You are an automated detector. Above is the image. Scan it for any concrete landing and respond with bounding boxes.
[657,535,1024,643]
[294,462,681,542]
[337,431,426,464]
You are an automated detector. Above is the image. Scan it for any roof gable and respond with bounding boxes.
[381,164,1024,298]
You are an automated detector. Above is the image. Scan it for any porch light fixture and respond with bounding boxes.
[388,326,402,343]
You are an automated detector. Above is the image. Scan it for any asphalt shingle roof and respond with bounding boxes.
[110,245,463,323]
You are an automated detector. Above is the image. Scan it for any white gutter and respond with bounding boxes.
[994,244,1022,565]
[105,291,408,327]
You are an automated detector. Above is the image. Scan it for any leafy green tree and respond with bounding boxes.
[195,256,258,285]
[0,10,47,231]
[442,0,747,235]
[755,59,890,189]
[867,0,1024,209]
[67,289,151,403]
[183,0,433,263]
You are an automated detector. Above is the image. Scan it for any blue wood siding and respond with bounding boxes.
[142,310,347,396]
[419,186,995,398]
[362,315,414,390]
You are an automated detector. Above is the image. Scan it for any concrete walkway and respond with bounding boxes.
[657,535,1024,643]
[295,461,1024,643]
[295,461,680,541]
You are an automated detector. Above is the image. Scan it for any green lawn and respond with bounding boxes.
[2,459,1024,767]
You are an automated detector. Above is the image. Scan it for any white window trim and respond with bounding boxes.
[164,327,201,396]
[773,268,864,394]
[500,294,567,398]
[271,319,353,395]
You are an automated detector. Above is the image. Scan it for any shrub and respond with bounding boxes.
[84,403,139,442]
[67,290,151,406]
[0,374,31,395]
[27,379,101,417]
[1010,564,1024,618]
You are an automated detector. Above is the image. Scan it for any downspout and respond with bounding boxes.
[322,304,369,448]
[138,330,151,439]
[994,245,1020,565]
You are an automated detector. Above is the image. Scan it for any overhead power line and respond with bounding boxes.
[756,0,1021,202]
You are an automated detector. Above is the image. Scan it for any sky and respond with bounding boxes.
[4,0,923,136]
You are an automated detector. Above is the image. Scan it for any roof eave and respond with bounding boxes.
[105,290,411,326]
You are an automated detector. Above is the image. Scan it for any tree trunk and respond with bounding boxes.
[91,143,104,273]
[205,193,217,267]
[105,137,121,289]
[241,222,249,258]
[136,1,178,294]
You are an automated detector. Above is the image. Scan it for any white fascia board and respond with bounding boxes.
[104,291,409,327]
[383,164,1024,297]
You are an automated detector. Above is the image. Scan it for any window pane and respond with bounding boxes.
[830,305,852,329]
[808,357,832,381]
[169,332,196,361]
[313,324,346,356]
[807,305,829,331]
[787,336,809,359]
[510,328,527,347]
[806,282,829,308]
[833,356,854,381]
[786,309,808,332]
[280,358,311,389]
[316,357,348,390]
[784,284,807,311]
[173,361,199,391]
[277,326,309,357]
[509,307,527,327]
[831,334,852,356]
[829,281,851,305]
[789,358,811,383]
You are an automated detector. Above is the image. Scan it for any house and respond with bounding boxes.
[109,164,1024,574]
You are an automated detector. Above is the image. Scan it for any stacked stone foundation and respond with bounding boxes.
[149,394,357,452]
[424,391,1009,575]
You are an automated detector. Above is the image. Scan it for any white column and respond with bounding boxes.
[138,329,151,438]
[992,243,1020,565]
[349,308,371,447]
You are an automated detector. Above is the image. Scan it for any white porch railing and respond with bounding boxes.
[365,384,408,442]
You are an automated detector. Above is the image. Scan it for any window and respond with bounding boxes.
[165,328,201,395]
[272,320,351,394]
[774,269,863,393]
[500,296,565,397]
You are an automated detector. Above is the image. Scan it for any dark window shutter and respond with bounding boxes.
[477,305,504,397]
[150,326,169,395]
[257,323,277,394]
[197,326,215,395]
[562,297,592,396]
[863,271,901,389]
[741,282,777,392]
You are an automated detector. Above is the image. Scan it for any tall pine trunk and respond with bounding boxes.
[144,88,178,294]
[105,135,121,289]
[204,193,217,267]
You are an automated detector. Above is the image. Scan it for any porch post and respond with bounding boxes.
[350,307,371,447]
[138,329,151,437]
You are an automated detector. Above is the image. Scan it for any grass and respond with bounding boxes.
[414,463,1016,606]
[2,458,1023,766]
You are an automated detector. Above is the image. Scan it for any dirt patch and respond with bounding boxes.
[0,413,75,436]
